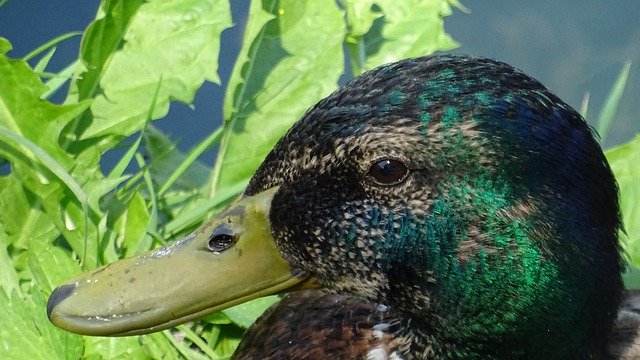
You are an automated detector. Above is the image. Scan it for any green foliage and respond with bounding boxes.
[1,1,638,358]
[607,136,640,274]
[586,61,640,287]
[597,61,632,143]
[343,0,462,75]
[211,0,346,194]
[0,1,461,358]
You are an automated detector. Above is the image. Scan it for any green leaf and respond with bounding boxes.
[579,92,589,118]
[0,38,101,265]
[83,336,150,360]
[176,325,222,359]
[43,60,80,100]
[69,0,145,103]
[23,31,82,63]
[596,61,631,143]
[0,176,56,250]
[120,193,153,257]
[211,327,242,359]
[606,135,640,268]
[73,0,232,144]
[222,296,280,329]
[0,243,21,295]
[0,37,11,53]
[0,288,83,360]
[344,0,459,75]
[0,40,89,167]
[341,0,382,37]
[210,0,346,195]
[145,125,212,194]
[33,46,57,74]
[28,234,82,294]
[0,124,89,206]
[162,179,248,238]
[138,332,182,360]
[622,266,640,290]
[101,191,152,262]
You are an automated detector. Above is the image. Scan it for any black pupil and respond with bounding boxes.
[369,159,407,185]
[208,233,235,252]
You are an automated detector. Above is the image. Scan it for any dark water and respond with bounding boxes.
[1,1,638,165]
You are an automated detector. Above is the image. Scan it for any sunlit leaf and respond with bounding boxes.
[210,0,346,195]
[606,135,640,268]
[138,332,182,359]
[223,296,280,329]
[0,288,83,360]
[597,61,631,143]
[0,243,21,295]
[33,46,56,73]
[145,125,212,194]
[82,336,149,360]
[28,236,82,293]
[73,0,232,146]
[343,0,459,75]
[0,37,98,264]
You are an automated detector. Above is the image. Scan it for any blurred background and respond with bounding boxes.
[1,0,638,164]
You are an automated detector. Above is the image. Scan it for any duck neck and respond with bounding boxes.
[388,257,610,359]
[398,314,590,359]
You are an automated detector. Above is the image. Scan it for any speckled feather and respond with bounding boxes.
[241,55,622,359]
[233,290,408,359]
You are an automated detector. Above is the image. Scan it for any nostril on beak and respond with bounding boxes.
[47,283,77,320]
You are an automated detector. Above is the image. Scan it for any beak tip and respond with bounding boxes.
[47,283,77,322]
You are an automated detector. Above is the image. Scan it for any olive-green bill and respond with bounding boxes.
[47,187,316,336]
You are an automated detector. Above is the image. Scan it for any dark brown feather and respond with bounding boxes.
[233,290,640,359]
[232,290,409,359]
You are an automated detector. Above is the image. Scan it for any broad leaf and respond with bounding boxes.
[222,295,280,329]
[0,38,89,166]
[0,176,56,251]
[341,0,382,38]
[606,135,640,268]
[0,37,99,264]
[0,287,83,360]
[343,0,460,75]
[28,233,83,293]
[0,242,21,295]
[72,0,232,146]
[209,0,346,195]
[138,332,182,360]
[145,125,211,193]
[82,336,150,360]
[100,191,152,262]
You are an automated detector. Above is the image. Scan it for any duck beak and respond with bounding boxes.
[47,187,316,336]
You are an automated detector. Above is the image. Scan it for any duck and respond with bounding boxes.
[47,55,626,359]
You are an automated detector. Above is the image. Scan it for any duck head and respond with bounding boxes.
[48,55,622,357]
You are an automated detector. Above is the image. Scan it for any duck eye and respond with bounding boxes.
[367,159,408,186]
[208,226,237,253]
